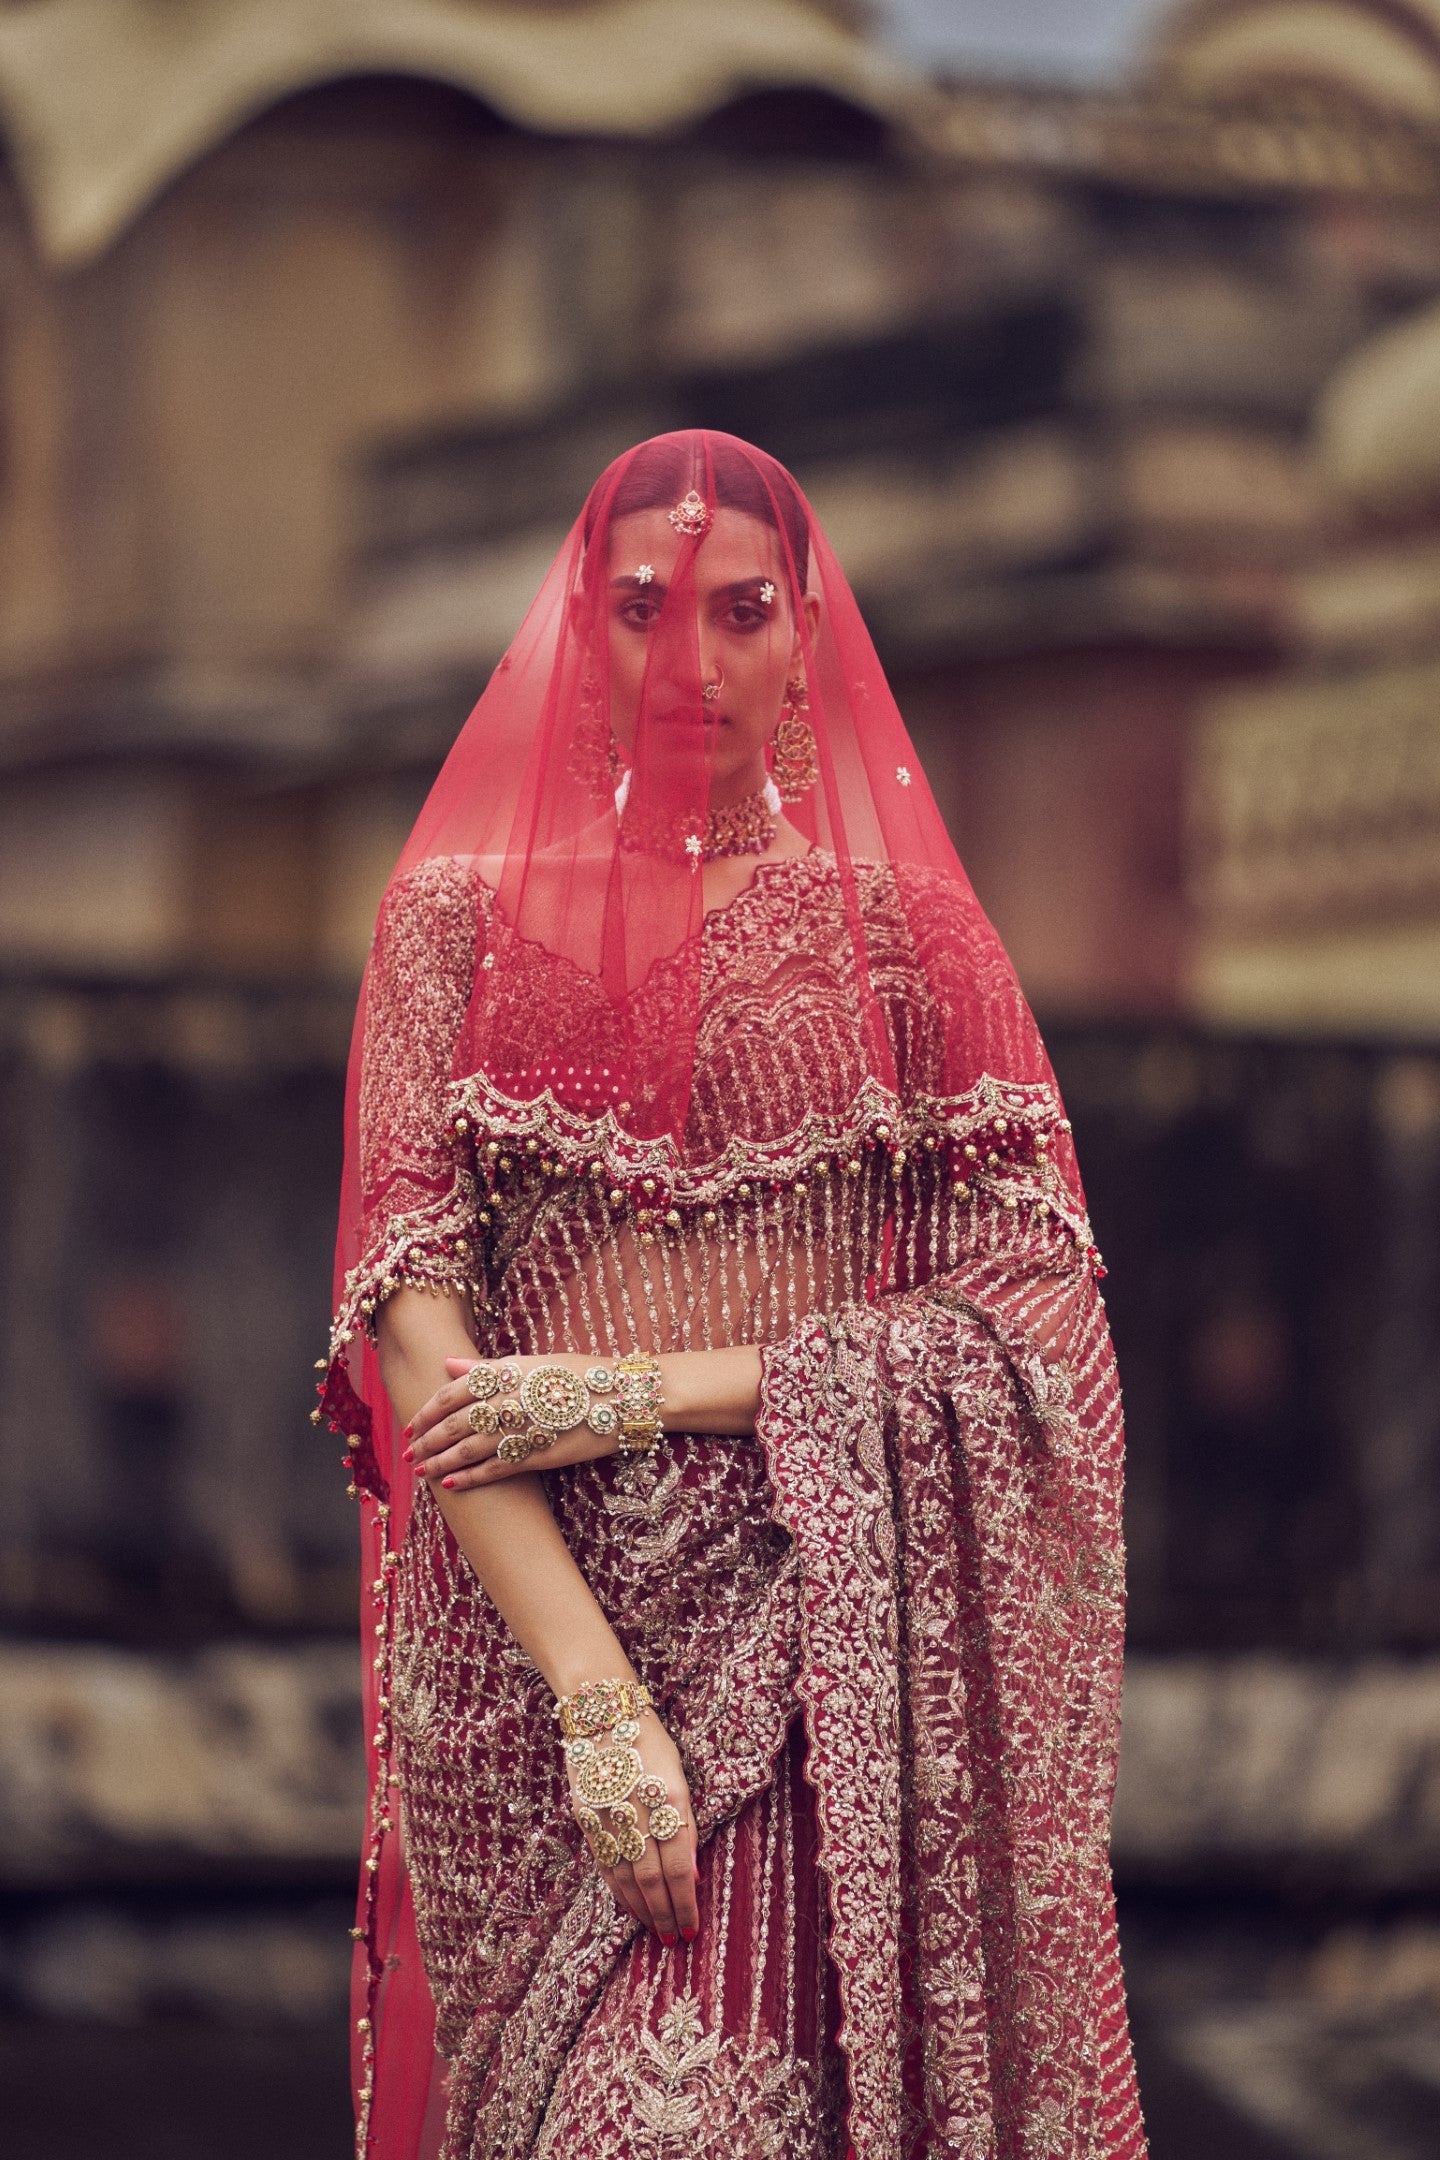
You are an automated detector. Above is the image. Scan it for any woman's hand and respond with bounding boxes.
[404,1354,616,1491]
[567,1709,699,1944]
[405,1346,764,1490]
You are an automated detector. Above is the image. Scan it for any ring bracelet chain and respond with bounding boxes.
[464,1351,663,1464]
[552,1676,685,1870]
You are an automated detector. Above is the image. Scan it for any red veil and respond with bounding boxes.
[320,433,1143,2160]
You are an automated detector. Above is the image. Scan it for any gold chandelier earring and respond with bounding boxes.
[567,670,624,798]
[770,676,820,802]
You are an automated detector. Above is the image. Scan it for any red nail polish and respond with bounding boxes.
[660,1933,676,1947]
[442,1476,455,1490]
[681,1925,697,1942]
[400,1426,412,1440]
[402,1448,414,1464]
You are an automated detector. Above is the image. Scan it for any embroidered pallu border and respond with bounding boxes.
[755,1246,1147,2160]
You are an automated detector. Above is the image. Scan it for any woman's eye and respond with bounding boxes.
[723,603,768,631]
[617,599,660,629]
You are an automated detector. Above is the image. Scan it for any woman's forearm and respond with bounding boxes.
[658,1346,762,1434]
[377,1290,635,1697]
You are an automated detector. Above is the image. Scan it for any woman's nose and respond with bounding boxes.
[650,616,719,700]
[693,621,726,687]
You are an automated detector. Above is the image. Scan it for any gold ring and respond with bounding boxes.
[496,1427,557,1464]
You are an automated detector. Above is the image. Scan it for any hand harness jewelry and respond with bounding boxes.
[464,1359,622,1462]
[553,1676,685,1869]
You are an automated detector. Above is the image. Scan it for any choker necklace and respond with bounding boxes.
[616,777,780,862]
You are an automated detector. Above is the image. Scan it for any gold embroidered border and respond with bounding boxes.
[326,1170,483,1367]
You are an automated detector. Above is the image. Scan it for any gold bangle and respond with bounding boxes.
[553,1675,653,1741]
[612,1350,664,1457]
[496,1428,555,1463]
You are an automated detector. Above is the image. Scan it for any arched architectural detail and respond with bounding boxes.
[0,0,913,265]
[1149,0,1440,121]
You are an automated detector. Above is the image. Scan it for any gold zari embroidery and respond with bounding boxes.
[322,852,1144,2160]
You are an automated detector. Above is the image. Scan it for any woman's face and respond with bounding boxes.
[601,505,814,805]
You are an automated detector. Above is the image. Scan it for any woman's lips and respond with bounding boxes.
[650,704,725,728]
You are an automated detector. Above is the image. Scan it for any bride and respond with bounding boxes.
[317,430,1147,2160]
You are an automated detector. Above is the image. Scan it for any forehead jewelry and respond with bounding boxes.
[759,582,776,605]
[668,489,711,538]
[635,564,654,584]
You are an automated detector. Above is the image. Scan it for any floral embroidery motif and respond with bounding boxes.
[540,1993,823,2160]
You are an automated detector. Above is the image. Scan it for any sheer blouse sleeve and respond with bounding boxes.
[860,860,1095,1296]
[328,856,492,1361]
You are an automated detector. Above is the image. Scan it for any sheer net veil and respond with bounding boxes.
[320,431,1102,2158]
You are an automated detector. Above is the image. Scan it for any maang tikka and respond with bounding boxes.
[771,676,820,802]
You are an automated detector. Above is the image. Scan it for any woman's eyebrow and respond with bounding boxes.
[607,574,774,597]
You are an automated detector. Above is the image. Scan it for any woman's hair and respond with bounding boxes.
[586,433,810,591]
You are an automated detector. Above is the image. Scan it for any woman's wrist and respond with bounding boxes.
[545,1634,638,1701]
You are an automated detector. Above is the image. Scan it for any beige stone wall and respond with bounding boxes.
[0,113,560,687]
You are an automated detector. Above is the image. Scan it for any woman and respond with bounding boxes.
[317,431,1147,2160]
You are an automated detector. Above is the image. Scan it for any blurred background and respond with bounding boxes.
[2,1,1440,2154]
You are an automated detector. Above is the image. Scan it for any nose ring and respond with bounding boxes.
[702,673,723,703]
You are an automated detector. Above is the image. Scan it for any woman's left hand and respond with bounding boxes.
[403,1355,619,1491]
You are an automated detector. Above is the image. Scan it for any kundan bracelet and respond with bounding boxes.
[613,1350,664,1457]
[553,1676,653,1740]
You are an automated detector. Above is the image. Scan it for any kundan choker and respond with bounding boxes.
[615,775,780,863]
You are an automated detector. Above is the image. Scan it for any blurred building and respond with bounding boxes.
[1,0,1438,1017]
[2,4,1440,2155]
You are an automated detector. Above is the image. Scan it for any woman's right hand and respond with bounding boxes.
[565,1707,699,1945]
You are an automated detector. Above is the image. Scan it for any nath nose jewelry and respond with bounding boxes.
[702,671,724,703]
